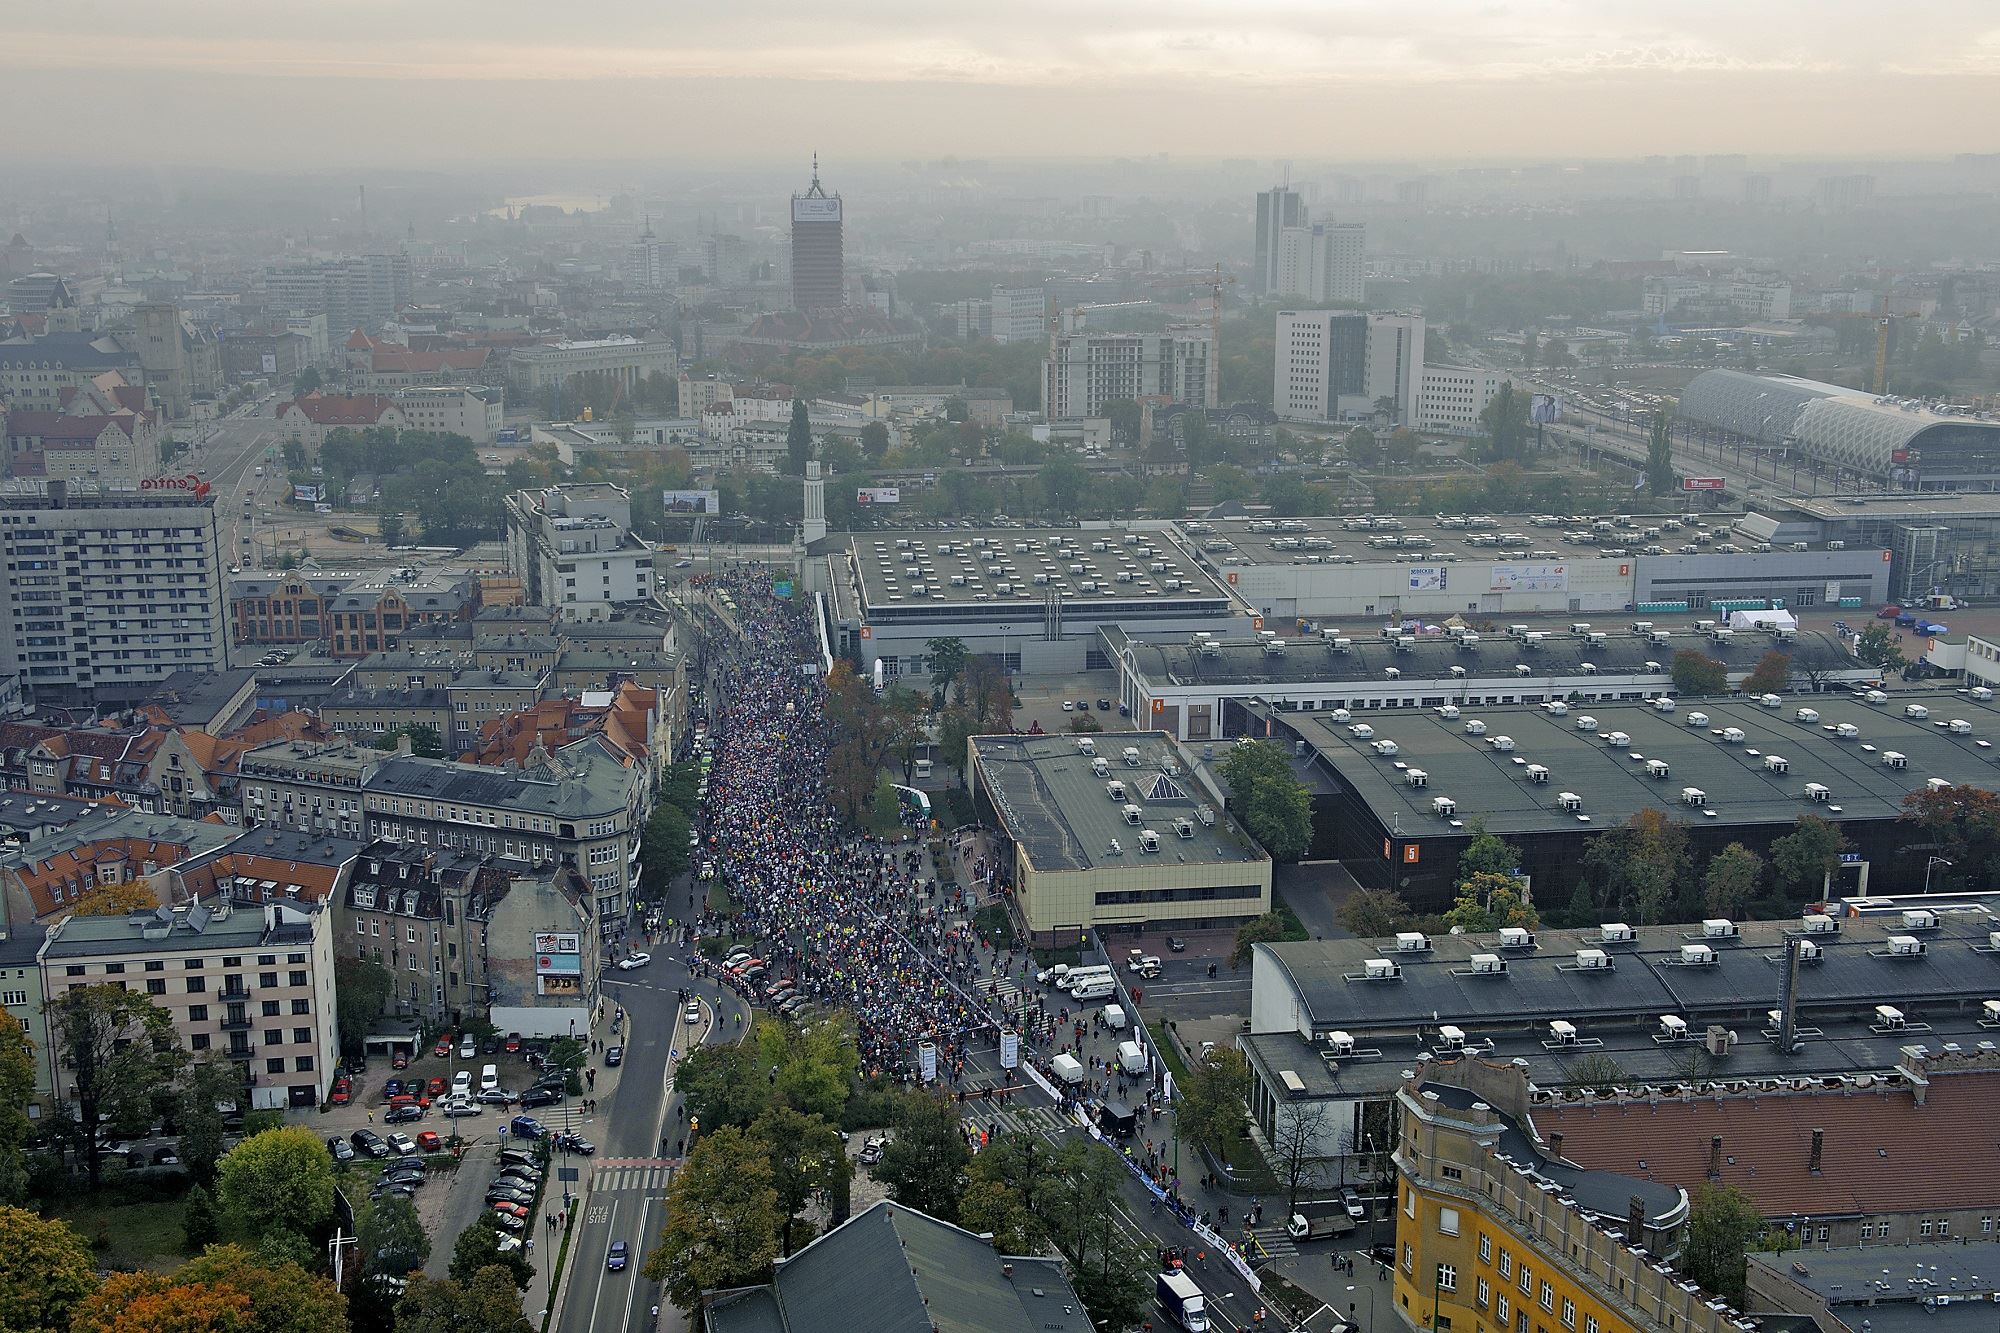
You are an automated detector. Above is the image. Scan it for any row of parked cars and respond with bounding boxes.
[725,946,809,1019]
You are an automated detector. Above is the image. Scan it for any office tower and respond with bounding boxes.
[1274,310,1424,425]
[990,286,1050,343]
[1274,222,1367,304]
[1254,186,1308,295]
[790,157,845,311]
[1043,322,1214,421]
[625,215,665,290]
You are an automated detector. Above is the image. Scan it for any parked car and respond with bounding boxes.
[475,1089,516,1107]
[380,1159,426,1181]
[382,1078,403,1098]
[1167,936,1187,952]
[330,1079,351,1106]
[386,1133,418,1157]
[1096,698,1113,710]
[414,1131,442,1154]
[327,1136,355,1162]
[504,1034,522,1053]
[442,1099,483,1119]
[486,1186,535,1207]
[509,1116,546,1139]
[498,1148,538,1169]
[683,1000,702,1024]
[858,1137,886,1166]
[554,1133,596,1155]
[351,1129,390,1158]
[491,1201,530,1220]
[1878,604,1904,619]
[605,1045,623,1067]
[385,1103,425,1125]
[433,1034,454,1058]
[390,1052,409,1070]
[427,1077,447,1098]
[459,1036,476,1059]
[519,1087,562,1109]
[490,1213,525,1232]
[370,1182,415,1201]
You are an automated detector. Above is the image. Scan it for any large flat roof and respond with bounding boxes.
[1294,689,2000,838]
[1258,908,2000,1036]
[846,529,1233,615]
[970,730,1266,875]
[1175,513,1743,569]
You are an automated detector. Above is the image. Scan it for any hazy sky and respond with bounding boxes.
[8,1,1995,167]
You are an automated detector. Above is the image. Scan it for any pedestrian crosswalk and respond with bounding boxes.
[590,1158,678,1193]
[978,1103,1074,1142]
[1244,1226,1297,1263]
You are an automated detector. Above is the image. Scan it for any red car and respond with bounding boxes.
[491,1201,530,1219]
[415,1131,442,1154]
[330,1080,351,1106]
[1878,604,1903,619]
[504,1033,521,1054]
[391,1052,409,1070]
[427,1077,446,1098]
[433,1034,454,1058]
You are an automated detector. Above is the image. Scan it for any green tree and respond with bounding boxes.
[925,636,970,704]
[378,511,406,547]
[958,1178,1045,1253]
[396,1268,533,1333]
[1041,1140,1155,1329]
[333,956,393,1056]
[1442,872,1540,933]
[643,1126,782,1317]
[0,1206,98,1333]
[1670,650,1729,696]
[640,801,692,897]
[1478,383,1530,461]
[291,367,322,397]
[380,724,445,758]
[1741,651,1791,695]
[1103,398,1142,444]
[1456,820,1521,884]
[1769,815,1847,900]
[1683,1182,1764,1302]
[1216,739,1314,861]
[675,1040,771,1132]
[1647,410,1677,495]
[47,984,183,1188]
[182,1183,221,1251]
[935,705,977,787]
[216,1126,337,1249]
[0,1010,35,1205]
[176,1058,244,1186]
[1855,623,1907,673]
[1344,426,1380,469]
[785,398,813,476]
[874,1091,970,1222]
[859,421,890,460]
[750,1107,851,1255]
[1038,457,1089,517]
[1337,888,1413,938]
[1230,912,1291,968]
[1382,428,1423,468]
[448,1215,533,1291]
[1177,1046,1251,1163]
[362,1196,431,1277]
[1704,843,1764,919]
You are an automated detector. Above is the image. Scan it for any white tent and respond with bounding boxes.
[1729,609,1798,632]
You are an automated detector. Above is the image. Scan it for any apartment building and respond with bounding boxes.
[237,736,386,840]
[1417,364,1506,436]
[275,394,405,451]
[390,386,503,445]
[503,484,656,616]
[40,897,339,1110]
[1043,324,1215,422]
[0,481,226,707]
[1274,310,1425,426]
[1274,222,1367,304]
[339,842,509,1022]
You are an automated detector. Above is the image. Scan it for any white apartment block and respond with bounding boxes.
[0,481,226,705]
[503,484,655,616]
[1417,365,1506,436]
[391,386,504,445]
[1642,274,1793,322]
[990,286,1050,344]
[40,898,340,1110]
[1043,324,1214,421]
[1274,310,1424,426]
[1274,223,1366,304]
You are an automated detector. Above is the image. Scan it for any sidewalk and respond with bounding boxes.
[526,1209,576,1330]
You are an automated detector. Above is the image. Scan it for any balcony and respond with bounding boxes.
[220,1010,252,1032]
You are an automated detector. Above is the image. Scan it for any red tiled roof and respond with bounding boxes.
[14,836,190,919]
[281,394,399,426]
[175,849,343,905]
[3,411,132,444]
[1535,1071,2000,1216]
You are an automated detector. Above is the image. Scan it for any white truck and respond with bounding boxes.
[1118,1040,1148,1076]
[1287,1204,1358,1241]
[1051,1052,1084,1085]
[1156,1271,1209,1332]
[1062,964,1113,995]
[1101,1003,1128,1031]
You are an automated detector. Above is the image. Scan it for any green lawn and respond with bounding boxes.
[51,1195,189,1271]
[973,904,1012,945]
[705,881,737,915]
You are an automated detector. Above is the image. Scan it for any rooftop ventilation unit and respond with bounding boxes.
[1498,926,1535,950]
[1703,918,1739,939]
[1906,704,1931,720]
[1105,780,1127,801]
[1654,696,1678,713]
[1983,1000,2000,1027]
[1679,943,1717,966]
[1372,739,1399,757]
[1557,791,1583,811]
[1525,764,1550,782]
[1449,665,1468,678]
[1802,913,1838,934]
[1834,723,1860,740]
[1721,728,1746,743]
[1406,768,1429,787]
[1885,935,1925,957]
[1362,958,1401,980]
[1122,802,1144,825]
[1765,754,1790,773]
[1174,817,1196,839]
[1469,953,1507,975]
[1138,829,1161,853]
[1437,705,1460,720]
[1458,633,1480,649]
[1574,948,1611,970]
[1436,1025,1467,1050]
[1349,723,1375,739]
[1515,664,1532,676]
[1681,786,1707,805]
[1432,796,1456,818]
[1580,662,1598,675]
[1491,735,1516,752]
[1948,717,1974,734]
[1543,701,1569,715]
[1659,1014,1690,1041]
[1805,782,1831,802]
[1384,667,1401,680]
[1876,1004,1906,1029]
[1329,638,1352,653]
[1759,694,1783,708]
[1975,686,1995,702]
[1796,939,1823,964]
[1122,746,1142,766]
[1549,1020,1578,1045]
[1606,730,1632,747]
[1927,777,1953,792]
[1645,759,1671,778]
[1588,632,1608,647]
[1464,720,1487,736]
[1396,931,1432,953]
[1601,922,1635,943]
[1091,758,1110,778]
[1076,737,1097,755]
[1687,711,1710,727]
[1263,639,1287,657]
[1576,715,1598,732]
[1903,908,1939,931]
[1331,708,1352,722]
[1796,708,1820,724]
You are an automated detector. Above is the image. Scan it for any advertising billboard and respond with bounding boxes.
[534,932,580,956]
[1530,393,1562,425]
[999,1028,1020,1070]
[855,487,901,505]
[662,489,721,515]
[260,353,279,375]
[1488,563,1569,593]
[792,197,843,223]
[1407,565,1448,592]
[293,483,326,504]
[1681,477,1726,491]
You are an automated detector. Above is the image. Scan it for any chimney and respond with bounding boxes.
[1809,1127,1824,1174]
[1627,1194,1648,1254]
[1548,1132,1564,1161]
[1708,1135,1723,1179]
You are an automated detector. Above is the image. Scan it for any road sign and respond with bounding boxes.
[497,1125,508,1137]
[1682,476,1726,491]
[558,1167,580,1182]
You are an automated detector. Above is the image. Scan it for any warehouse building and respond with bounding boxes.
[1270,688,2000,905]
[1242,905,2000,1189]
[1107,622,1868,742]
[819,527,1254,680]
[966,730,1271,945]
[1747,491,2000,605]
[1175,514,1892,624]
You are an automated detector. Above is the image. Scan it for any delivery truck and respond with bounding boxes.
[1096,1100,1138,1138]
[1287,1203,1358,1241]
[1118,1040,1148,1076]
[1051,1052,1084,1085]
[1101,1003,1128,1031]
[1157,1271,1209,1332]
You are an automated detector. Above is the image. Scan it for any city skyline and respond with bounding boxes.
[3,0,1995,166]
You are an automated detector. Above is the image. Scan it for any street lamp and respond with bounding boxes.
[1925,856,1953,894]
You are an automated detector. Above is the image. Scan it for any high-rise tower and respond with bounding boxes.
[1254,185,1308,296]
[790,156,845,312]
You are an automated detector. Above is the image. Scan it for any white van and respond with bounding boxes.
[480,1063,499,1093]
[1117,1040,1148,1076]
[1070,976,1116,1002]
[1101,1004,1128,1031]
[1051,1052,1084,1085]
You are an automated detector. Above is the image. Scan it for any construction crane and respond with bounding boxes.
[1206,264,1237,406]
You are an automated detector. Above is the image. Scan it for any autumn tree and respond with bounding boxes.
[1337,888,1413,938]
[1740,651,1791,695]
[1580,809,1692,924]
[1703,843,1764,919]
[1229,912,1292,968]
[1177,1046,1251,1163]
[46,984,183,1188]
[0,1206,98,1333]
[175,1244,347,1333]
[68,1271,251,1333]
[1442,872,1540,933]
[70,880,160,916]
[1901,785,2000,887]
[643,1126,782,1317]
[1670,650,1729,696]
[396,1269,533,1333]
